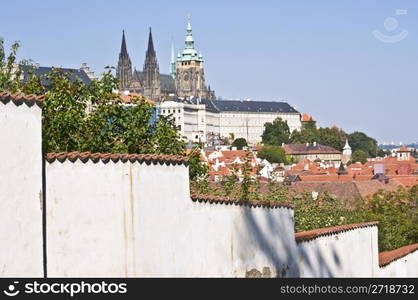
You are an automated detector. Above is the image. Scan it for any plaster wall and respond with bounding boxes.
[0,102,43,277]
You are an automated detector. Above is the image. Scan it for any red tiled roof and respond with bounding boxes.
[295,222,379,243]
[283,143,341,155]
[118,93,155,104]
[299,174,372,182]
[398,147,410,152]
[191,194,293,209]
[353,180,399,196]
[301,113,314,122]
[392,176,418,187]
[379,243,418,267]
[46,152,188,165]
[0,90,45,107]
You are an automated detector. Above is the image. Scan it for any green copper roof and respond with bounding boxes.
[177,19,203,62]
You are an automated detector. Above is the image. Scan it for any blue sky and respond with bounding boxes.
[2,0,417,143]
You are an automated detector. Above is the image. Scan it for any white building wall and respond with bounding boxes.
[296,226,379,277]
[378,251,418,277]
[0,101,43,277]
[219,112,301,144]
[46,159,297,277]
[158,101,301,145]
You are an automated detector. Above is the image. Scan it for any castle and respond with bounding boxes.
[116,20,215,101]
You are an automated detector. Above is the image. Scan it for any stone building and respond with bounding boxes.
[116,20,215,101]
[174,20,215,99]
[283,142,342,163]
[116,29,172,101]
[158,98,301,145]
[342,139,352,164]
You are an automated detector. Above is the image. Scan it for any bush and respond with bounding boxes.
[231,138,248,150]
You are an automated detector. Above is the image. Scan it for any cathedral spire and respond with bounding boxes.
[170,42,176,79]
[185,16,195,50]
[178,16,201,62]
[146,27,156,57]
[120,30,128,57]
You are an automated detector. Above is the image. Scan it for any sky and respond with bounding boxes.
[1,0,417,144]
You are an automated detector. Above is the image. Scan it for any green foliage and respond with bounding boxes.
[292,192,356,231]
[290,126,347,151]
[42,67,186,155]
[0,39,23,93]
[257,145,292,164]
[302,120,317,130]
[221,175,239,196]
[351,149,368,164]
[231,138,248,150]
[348,131,379,158]
[41,69,90,152]
[354,187,418,251]
[188,147,208,181]
[261,117,290,146]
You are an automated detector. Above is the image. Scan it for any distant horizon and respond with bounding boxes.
[2,0,417,143]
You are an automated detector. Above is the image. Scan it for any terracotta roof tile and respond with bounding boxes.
[190,194,293,210]
[398,147,410,152]
[0,90,45,107]
[301,113,314,122]
[46,152,188,165]
[283,143,341,155]
[379,243,418,267]
[295,221,379,243]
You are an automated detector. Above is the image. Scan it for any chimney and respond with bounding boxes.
[306,142,309,147]
[313,141,317,147]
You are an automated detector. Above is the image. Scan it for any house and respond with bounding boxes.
[283,142,342,163]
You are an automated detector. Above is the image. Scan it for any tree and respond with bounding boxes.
[231,138,248,150]
[316,127,347,151]
[290,127,318,144]
[302,120,316,130]
[257,145,291,164]
[348,131,379,158]
[355,187,418,251]
[291,126,347,151]
[351,149,368,164]
[261,117,290,146]
[188,147,208,180]
[0,37,186,156]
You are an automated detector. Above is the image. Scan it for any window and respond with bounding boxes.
[178,109,181,113]
[162,110,165,114]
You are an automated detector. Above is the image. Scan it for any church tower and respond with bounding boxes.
[175,18,208,99]
[143,28,161,100]
[116,30,133,91]
[342,139,352,164]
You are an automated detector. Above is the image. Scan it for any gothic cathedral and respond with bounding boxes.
[116,20,215,101]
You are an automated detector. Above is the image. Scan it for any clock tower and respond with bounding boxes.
[175,18,208,99]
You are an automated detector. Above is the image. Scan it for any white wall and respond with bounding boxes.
[378,251,418,277]
[0,101,43,277]
[46,159,297,277]
[219,112,301,144]
[296,226,379,277]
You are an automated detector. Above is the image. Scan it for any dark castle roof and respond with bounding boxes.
[207,99,299,113]
[21,65,91,87]
[176,98,299,114]
[134,71,175,93]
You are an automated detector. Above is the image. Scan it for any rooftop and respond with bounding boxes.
[283,143,341,155]
[21,65,91,87]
